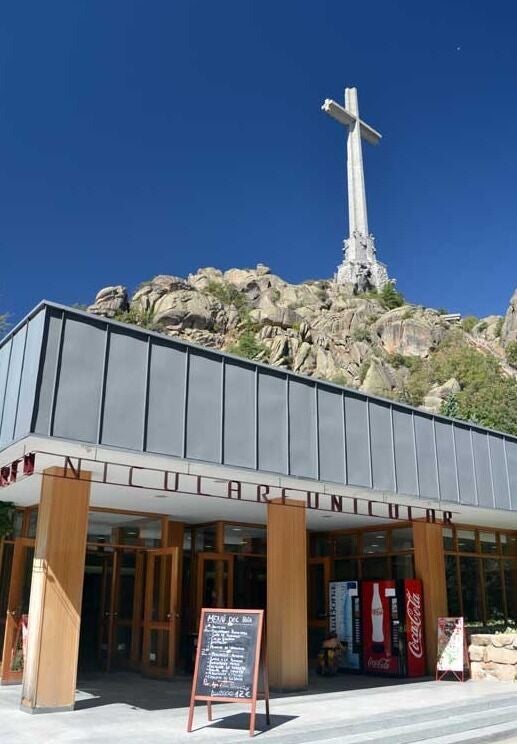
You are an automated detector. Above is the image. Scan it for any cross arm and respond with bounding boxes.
[321,99,382,145]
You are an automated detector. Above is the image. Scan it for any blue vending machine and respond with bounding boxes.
[328,580,361,671]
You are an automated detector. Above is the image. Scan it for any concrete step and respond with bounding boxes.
[241,695,517,744]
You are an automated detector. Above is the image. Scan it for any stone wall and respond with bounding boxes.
[469,634,517,681]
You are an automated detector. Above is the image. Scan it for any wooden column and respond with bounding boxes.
[413,521,447,673]
[21,467,90,713]
[267,499,307,690]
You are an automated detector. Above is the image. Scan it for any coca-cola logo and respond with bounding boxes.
[367,656,391,671]
[406,590,423,659]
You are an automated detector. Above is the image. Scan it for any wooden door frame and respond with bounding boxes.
[307,556,332,634]
[141,547,179,678]
[195,552,235,618]
[0,538,35,685]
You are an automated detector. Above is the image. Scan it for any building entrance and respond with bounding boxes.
[79,546,180,678]
[0,538,34,685]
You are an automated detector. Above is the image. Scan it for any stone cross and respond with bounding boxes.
[322,87,390,290]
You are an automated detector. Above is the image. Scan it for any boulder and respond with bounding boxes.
[187,267,224,291]
[422,378,460,414]
[361,359,397,397]
[88,285,129,317]
[468,645,486,662]
[483,662,517,681]
[152,289,221,331]
[470,634,491,646]
[374,309,443,357]
[502,289,517,344]
[491,634,515,648]
[486,646,517,665]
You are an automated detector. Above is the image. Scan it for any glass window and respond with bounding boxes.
[224,525,266,554]
[194,525,217,552]
[362,531,387,555]
[483,559,505,623]
[504,560,517,622]
[334,559,359,581]
[501,534,517,557]
[391,527,413,551]
[334,534,357,557]
[457,530,476,553]
[459,557,483,622]
[234,556,266,609]
[308,563,327,621]
[361,556,389,580]
[443,527,455,552]
[391,555,414,579]
[86,513,162,547]
[309,533,330,557]
[480,532,498,555]
[445,555,461,616]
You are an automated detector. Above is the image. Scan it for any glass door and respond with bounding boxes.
[0,538,35,684]
[196,553,234,613]
[111,550,142,670]
[141,547,179,678]
[98,551,117,672]
[307,557,331,659]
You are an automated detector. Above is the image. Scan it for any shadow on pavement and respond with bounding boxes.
[74,670,432,713]
[192,712,296,736]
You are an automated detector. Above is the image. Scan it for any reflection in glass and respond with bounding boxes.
[362,532,387,555]
[457,530,476,553]
[443,528,455,551]
[308,563,326,621]
[459,557,482,622]
[480,533,498,555]
[483,558,504,622]
[445,555,461,616]
[501,535,517,557]
[0,543,14,662]
[391,527,413,551]
[504,559,517,622]
[194,525,217,552]
[309,533,330,558]
[148,629,170,667]
[334,559,358,581]
[335,534,357,557]
[362,557,389,579]
[224,525,266,554]
[391,555,414,579]
[234,556,266,609]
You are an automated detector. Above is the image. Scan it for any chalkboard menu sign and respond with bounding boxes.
[187,608,270,736]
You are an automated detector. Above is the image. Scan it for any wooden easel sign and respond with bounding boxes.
[187,608,270,737]
[436,617,470,682]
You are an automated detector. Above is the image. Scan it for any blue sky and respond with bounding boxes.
[1,1,516,323]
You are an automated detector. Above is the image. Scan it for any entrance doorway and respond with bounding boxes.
[79,546,179,677]
[0,538,34,684]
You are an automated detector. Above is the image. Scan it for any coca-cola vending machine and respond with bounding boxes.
[361,579,425,677]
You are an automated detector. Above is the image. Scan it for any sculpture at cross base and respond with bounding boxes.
[322,87,392,291]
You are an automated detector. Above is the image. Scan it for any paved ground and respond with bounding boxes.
[1,672,517,743]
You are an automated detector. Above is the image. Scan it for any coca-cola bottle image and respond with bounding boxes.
[371,583,384,654]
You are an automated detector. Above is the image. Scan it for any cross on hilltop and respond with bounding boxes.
[322,87,391,292]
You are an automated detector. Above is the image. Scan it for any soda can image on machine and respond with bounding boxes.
[328,581,361,671]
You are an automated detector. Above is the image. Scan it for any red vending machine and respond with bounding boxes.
[361,579,425,677]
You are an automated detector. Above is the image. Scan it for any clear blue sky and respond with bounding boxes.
[1,1,516,323]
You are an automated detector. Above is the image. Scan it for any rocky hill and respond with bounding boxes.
[87,265,517,436]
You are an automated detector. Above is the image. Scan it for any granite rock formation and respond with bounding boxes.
[87,266,517,420]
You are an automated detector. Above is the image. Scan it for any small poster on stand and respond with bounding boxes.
[436,617,469,681]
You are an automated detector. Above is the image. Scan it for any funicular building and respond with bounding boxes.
[0,301,516,712]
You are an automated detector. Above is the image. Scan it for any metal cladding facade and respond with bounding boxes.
[1,302,517,511]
